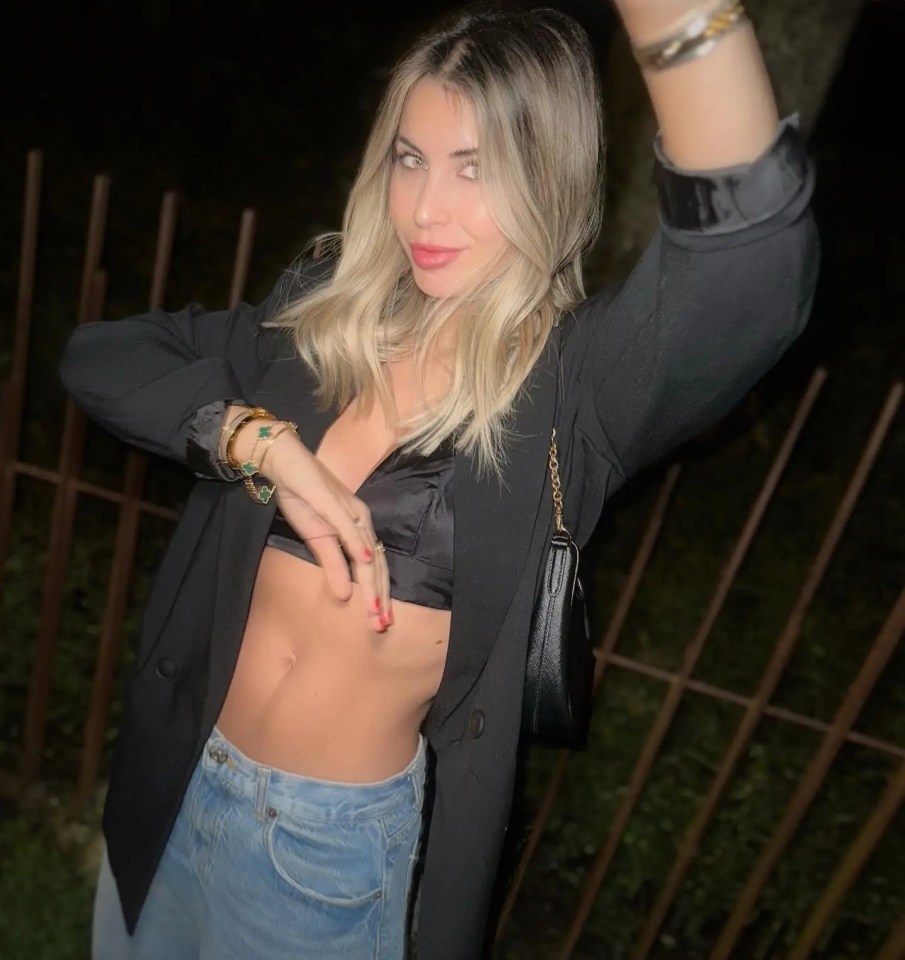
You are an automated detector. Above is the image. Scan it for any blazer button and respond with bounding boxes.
[466,709,485,739]
[156,658,177,679]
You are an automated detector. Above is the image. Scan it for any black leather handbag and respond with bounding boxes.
[522,428,595,749]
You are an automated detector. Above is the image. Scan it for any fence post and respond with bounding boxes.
[19,175,109,787]
[229,208,256,308]
[76,191,179,805]
[0,150,42,594]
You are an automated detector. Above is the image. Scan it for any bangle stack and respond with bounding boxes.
[222,406,298,505]
[632,0,748,72]
[223,407,275,467]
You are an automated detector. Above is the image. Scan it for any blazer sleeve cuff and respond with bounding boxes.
[184,400,245,481]
[652,114,814,245]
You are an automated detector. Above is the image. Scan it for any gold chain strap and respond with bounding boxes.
[549,428,565,533]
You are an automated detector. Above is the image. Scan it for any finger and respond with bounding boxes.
[361,544,389,632]
[377,541,393,629]
[352,497,393,629]
[341,502,389,630]
[337,500,377,567]
[352,543,385,631]
[273,489,374,608]
[347,499,378,560]
[304,536,354,602]
[327,508,386,627]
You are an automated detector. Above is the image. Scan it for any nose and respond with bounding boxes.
[413,173,451,229]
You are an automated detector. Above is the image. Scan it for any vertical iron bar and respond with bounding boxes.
[228,208,256,308]
[0,150,43,593]
[76,192,179,804]
[20,176,109,786]
[149,192,178,311]
[558,369,827,960]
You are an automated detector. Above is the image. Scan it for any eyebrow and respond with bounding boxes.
[396,134,478,159]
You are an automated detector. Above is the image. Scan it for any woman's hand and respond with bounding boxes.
[262,429,393,632]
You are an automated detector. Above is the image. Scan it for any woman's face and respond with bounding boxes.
[389,79,510,299]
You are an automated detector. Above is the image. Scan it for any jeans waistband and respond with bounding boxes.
[200,726,426,824]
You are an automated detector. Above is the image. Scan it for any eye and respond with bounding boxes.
[460,160,479,181]
[395,151,425,170]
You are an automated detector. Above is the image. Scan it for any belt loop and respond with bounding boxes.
[254,765,271,820]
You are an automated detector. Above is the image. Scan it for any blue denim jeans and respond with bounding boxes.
[92,727,427,959]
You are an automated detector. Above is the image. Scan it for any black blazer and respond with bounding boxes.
[60,119,818,959]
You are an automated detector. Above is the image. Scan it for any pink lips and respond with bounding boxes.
[410,243,463,270]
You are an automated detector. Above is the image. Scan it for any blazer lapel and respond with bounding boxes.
[428,330,560,733]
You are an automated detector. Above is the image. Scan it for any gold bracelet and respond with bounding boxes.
[633,0,748,72]
[256,421,298,474]
[240,420,297,478]
[219,404,251,458]
[246,421,278,470]
[243,474,277,505]
[246,419,297,467]
[236,421,298,506]
[224,407,276,470]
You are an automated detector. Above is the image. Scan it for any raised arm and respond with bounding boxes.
[615,0,778,168]
[570,0,819,480]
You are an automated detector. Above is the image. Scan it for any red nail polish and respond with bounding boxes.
[362,548,373,561]
[374,598,382,612]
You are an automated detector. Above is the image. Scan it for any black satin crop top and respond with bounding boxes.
[266,438,455,610]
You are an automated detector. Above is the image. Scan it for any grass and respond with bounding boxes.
[0,797,97,960]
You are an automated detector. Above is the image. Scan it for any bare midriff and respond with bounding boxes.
[216,360,452,783]
[216,549,449,782]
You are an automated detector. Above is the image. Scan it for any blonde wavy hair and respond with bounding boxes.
[268,3,604,478]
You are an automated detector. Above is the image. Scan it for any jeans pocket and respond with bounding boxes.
[265,813,384,908]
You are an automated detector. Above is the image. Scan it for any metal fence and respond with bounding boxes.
[2,151,903,960]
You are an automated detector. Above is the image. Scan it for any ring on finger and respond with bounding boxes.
[374,540,386,554]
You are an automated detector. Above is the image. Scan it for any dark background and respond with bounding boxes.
[1,3,904,958]
[0,1,614,338]
[1,0,902,389]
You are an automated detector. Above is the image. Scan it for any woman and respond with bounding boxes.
[60,1,819,958]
